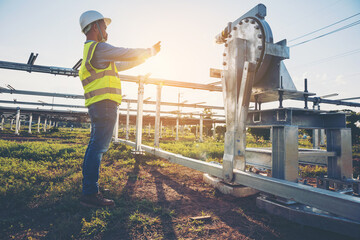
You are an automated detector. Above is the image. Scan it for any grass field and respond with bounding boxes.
[0,127,358,239]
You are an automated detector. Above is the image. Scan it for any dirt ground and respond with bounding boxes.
[104,154,354,240]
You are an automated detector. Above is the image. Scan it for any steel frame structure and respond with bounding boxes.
[0,3,360,237]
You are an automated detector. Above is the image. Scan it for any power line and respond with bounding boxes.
[289,12,360,42]
[289,19,360,48]
[293,48,360,68]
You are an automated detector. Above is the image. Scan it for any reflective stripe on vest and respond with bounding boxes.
[79,41,122,107]
[84,87,122,100]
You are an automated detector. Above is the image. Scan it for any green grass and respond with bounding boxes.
[0,127,359,239]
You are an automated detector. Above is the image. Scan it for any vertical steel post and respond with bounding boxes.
[160,121,163,139]
[0,117,4,130]
[44,118,47,132]
[154,84,161,147]
[272,126,299,182]
[312,129,320,149]
[113,105,120,140]
[320,129,325,146]
[37,116,41,133]
[10,119,14,130]
[135,77,145,152]
[213,122,216,138]
[28,113,33,134]
[126,102,130,140]
[176,116,179,140]
[49,120,52,129]
[15,108,20,135]
[326,129,352,180]
[199,114,204,142]
[18,120,21,131]
[195,125,198,139]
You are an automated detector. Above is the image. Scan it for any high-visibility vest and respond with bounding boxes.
[79,41,122,107]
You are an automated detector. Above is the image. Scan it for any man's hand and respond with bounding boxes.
[151,41,161,56]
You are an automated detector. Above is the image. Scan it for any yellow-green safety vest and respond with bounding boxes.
[79,41,122,107]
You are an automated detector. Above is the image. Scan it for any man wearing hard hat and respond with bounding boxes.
[78,10,161,208]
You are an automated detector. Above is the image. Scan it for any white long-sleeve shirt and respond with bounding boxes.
[85,40,152,71]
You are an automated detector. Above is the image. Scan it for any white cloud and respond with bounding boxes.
[335,74,346,85]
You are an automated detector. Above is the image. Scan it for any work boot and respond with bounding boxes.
[80,192,115,208]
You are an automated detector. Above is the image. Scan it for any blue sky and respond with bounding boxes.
[0,0,359,114]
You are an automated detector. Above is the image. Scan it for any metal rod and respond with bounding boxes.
[154,85,162,147]
[43,118,47,132]
[113,106,120,140]
[37,116,40,133]
[135,77,145,151]
[0,117,4,130]
[15,108,20,135]
[304,78,308,109]
[28,113,32,134]
[126,102,130,140]
[199,114,204,142]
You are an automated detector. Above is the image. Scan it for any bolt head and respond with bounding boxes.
[233,27,237,30]
[222,62,227,66]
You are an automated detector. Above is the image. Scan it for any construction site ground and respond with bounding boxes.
[0,130,357,240]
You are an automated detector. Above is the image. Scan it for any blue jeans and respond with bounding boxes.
[82,100,117,195]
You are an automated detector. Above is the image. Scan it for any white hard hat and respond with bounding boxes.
[79,10,111,32]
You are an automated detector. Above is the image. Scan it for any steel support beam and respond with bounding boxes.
[176,116,179,141]
[126,102,130,140]
[28,113,32,134]
[0,117,4,130]
[213,122,216,138]
[113,106,120,140]
[312,129,320,149]
[15,108,20,135]
[135,78,145,151]
[154,85,161,147]
[43,118,47,132]
[272,126,299,182]
[199,115,204,142]
[320,129,325,145]
[37,116,41,133]
[10,119,14,130]
[326,128,353,180]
